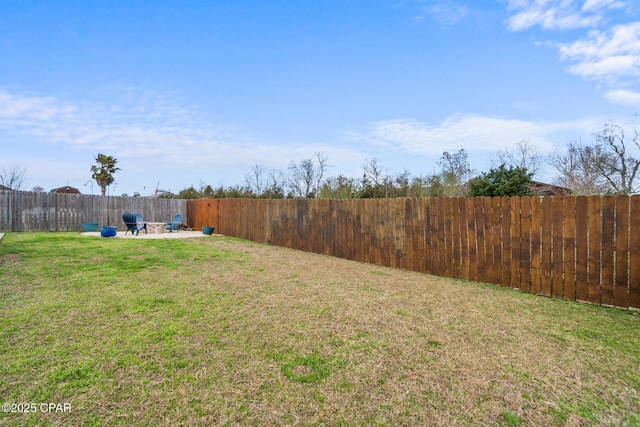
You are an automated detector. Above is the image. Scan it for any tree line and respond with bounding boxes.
[1,119,638,198]
[167,119,640,199]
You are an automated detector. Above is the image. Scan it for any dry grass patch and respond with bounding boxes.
[0,233,639,426]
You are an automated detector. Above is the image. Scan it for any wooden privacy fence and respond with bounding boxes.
[1,191,186,232]
[188,196,640,310]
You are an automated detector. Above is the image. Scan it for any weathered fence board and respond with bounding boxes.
[575,197,589,302]
[615,195,629,308]
[552,196,564,298]
[629,196,640,309]
[564,197,576,301]
[601,196,615,306]
[188,196,640,310]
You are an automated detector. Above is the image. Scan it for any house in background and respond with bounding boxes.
[50,186,81,194]
[0,184,10,191]
[530,181,571,196]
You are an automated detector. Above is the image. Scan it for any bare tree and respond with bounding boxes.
[361,158,389,198]
[593,121,640,194]
[245,164,267,197]
[438,149,472,184]
[492,139,543,177]
[0,165,28,190]
[264,170,287,198]
[436,149,473,196]
[287,152,329,198]
[548,140,613,195]
[550,121,640,195]
[362,158,386,187]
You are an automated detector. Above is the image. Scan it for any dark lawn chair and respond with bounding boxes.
[123,212,146,236]
[165,213,183,232]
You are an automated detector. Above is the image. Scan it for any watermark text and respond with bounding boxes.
[2,402,71,413]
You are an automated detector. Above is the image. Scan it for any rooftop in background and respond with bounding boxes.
[50,186,81,194]
[530,181,571,197]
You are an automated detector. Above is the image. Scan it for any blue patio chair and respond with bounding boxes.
[134,213,147,235]
[166,213,183,232]
[123,213,138,236]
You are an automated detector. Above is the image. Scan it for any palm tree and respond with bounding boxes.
[90,154,120,196]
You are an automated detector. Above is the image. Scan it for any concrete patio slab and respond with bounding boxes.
[81,231,223,239]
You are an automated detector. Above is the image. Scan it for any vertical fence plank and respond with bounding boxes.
[492,197,503,286]
[451,197,461,278]
[459,198,470,280]
[482,198,493,283]
[530,197,542,295]
[474,197,486,283]
[362,199,372,264]
[575,196,589,302]
[373,199,382,266]
[587,196,602,304]
[510,197,521,289]
[540,197,552,296]
[416,198,427,274]
[382,198,392,267]
[552,197,564,298]
[405,199,416,272]
[501,197,511,287]
[386,199,395,267]
[446,197,455,277]
[375,198,384,265]
[442,198,452,277]
[466,197,478,282]
[424,198,434,274]
[615,195,629,308]
[359,199,367,262]
[397,199,405,268]
[629,195,640,309]
[600,195,615,306]
[431,198,440,275]
[563,197,576,301]
[435,198,445,276]
[332,200,340,257]
[520,196,531,292]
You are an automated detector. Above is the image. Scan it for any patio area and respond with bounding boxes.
[81,230,222,239]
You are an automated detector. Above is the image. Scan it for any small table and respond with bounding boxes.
[146,222,166,234]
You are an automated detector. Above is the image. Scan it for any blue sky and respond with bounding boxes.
[1,0,639,195]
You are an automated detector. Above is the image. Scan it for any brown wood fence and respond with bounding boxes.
[188,196,640,310]
[1,190,186,232]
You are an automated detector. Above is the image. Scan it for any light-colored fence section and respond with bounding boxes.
[188,196,640,310]
[0,191,186,232]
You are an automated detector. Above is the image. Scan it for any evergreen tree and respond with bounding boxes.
[468,165,533,197]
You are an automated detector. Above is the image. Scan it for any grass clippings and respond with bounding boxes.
[0,232,639,426]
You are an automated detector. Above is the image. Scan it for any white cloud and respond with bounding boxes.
[504,2,640,105]
[418,0,469,26]
[558,22,640,82]
[505,0,629,31]
[344,114,601,157]
[582,0,626,13]
[604,89,640,104]
[0,88,367,190]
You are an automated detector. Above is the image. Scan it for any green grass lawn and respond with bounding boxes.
[1,232,639,426]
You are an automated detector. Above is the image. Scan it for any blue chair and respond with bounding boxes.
[134,213,147,235]
[166,213,183,232]
[123,213,147,236]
